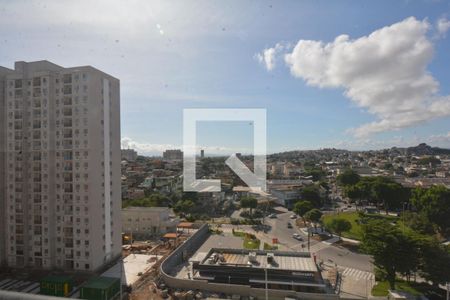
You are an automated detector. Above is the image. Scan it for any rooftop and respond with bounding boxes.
[200,248,318,273]
[81,277,118,289]
[101,254,161,286]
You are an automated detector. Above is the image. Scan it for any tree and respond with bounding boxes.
[337,169,360,186]
[411,185,450,236]
[418,239,450,286]
[240,196,258,218]
[304,209,323,229]
[361,219,419,290]
[325,218,352,237]
[300,185,322,208]
[293,201,313,225]
[173,199,195,213]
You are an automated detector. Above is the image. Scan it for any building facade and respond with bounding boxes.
[162,149,183,161]
[121,149,137,162]
[122,207,179,239]
[0,66,14,267]
[0,61,121,271]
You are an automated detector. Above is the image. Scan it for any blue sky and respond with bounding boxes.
[1,0,450,155]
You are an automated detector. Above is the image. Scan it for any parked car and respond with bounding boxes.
[287,222,293,228]
[290,214,297,219]
[269,213,277,219]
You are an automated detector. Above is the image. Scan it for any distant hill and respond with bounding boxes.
[395,143,450,156]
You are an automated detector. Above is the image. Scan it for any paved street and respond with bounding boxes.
[261,212,373,271]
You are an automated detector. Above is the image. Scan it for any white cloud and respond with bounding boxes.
[278,17,450,137]
[436,17,450,37]
[121,137,252,156]
[327,131,450,150]
[255,43,286,71]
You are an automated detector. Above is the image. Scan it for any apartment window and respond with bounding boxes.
[14,79,22,88]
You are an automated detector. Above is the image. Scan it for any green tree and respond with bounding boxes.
[240,196,258,218]
[337,169,361,186]
[173,199,195,213]
[371,179,405,213]
[325,218,352,237]
[304,209,323,226]
[411,185,450,235]
[361,220,419,290]
[300,185,322,208]
[418,239,450,286]
[293,201,313,225]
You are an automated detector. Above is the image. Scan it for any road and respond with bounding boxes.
[263,212,373,272]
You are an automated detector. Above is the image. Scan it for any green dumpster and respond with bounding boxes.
[80,276,120,300]
[40,275,73,297]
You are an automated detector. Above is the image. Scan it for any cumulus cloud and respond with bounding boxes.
[255,43,287,71]
[436,17,450,37]
[278,17,450,137]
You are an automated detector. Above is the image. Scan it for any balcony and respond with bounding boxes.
[33,88,41,97]
[63,97,72,105]
[33,77,41,87]
[63,74,72,84]
[63,108,72,117]
[63,184,73,193]
[33,110,41,118]
[15,79,22,89]
[63,174,73,182]
[63,141,73,149]
[63,119,72,127]
[63,86,72,95]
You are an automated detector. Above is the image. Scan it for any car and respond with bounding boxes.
[287,223,293,228]
[290,214,297,219]
[268,213,277,219]
[292,233,303,241]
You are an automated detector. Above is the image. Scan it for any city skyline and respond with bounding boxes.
[1,0,450,156]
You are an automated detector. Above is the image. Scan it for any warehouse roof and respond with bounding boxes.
[200,248,317,272]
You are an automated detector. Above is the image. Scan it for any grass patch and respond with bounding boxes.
[372,280,445,299]
[244,236,260,249]
[233,230,261,249]
[263,242,278,250]
[322,212,399,240]
[232,230,246,238]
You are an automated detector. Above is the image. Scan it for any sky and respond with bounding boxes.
[1,0,450,155]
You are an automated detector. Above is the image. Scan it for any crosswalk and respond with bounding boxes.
[341,267,375,280]
[308,242,330,253]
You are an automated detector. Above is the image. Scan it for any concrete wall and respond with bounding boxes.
[0,290,68,300]
[160,224,338,300]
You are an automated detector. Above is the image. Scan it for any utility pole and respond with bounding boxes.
[444,283,449,300]
[307,225,311,251]
[265,267,268,300]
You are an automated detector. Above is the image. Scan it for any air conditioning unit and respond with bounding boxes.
[248,252,257,263]
[267,253,275,264]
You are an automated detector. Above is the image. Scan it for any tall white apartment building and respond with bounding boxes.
[0,61,121,271]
